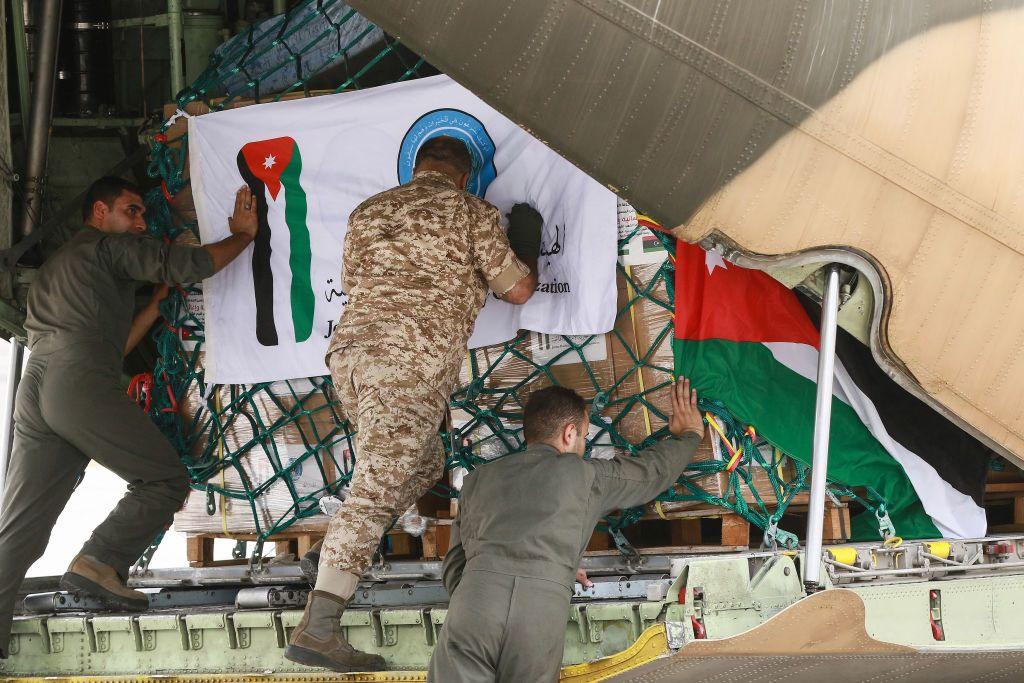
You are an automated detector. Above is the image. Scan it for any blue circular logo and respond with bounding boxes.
[397,108,497,197]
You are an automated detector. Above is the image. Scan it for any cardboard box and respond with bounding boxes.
[454,258,676,459]
[651,434,799,514]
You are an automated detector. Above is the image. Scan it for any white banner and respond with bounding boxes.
[190,75,617,384]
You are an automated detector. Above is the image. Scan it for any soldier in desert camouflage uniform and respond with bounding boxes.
[285,136,541,673]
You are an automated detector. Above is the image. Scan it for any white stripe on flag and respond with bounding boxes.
[763,341,987,539]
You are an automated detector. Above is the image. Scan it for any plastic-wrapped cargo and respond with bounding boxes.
[173,368,350,537]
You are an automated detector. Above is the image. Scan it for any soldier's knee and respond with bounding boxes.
[169,475,191,505]
[340,495,401,520]
[150,469,190,510]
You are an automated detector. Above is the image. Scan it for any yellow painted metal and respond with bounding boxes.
[560,623,669,682]
[926,541,951,559]
[827,546,859,565]
[0,624,669,683]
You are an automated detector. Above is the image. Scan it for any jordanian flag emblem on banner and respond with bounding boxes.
[237,136,314,347]
[673,241,988,540]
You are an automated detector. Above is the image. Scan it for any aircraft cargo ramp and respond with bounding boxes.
[608,590,1024,683]
[4,542,1024,680]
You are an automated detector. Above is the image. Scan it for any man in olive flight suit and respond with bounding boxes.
[285,136,542,673]
[0,176,258,658]
[429,378,706,682]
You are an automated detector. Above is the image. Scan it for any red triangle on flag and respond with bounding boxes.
[240,137,295,200]
[674,240,820,348]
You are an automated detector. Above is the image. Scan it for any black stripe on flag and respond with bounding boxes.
[237,153,278,347]
[797,291,990,505]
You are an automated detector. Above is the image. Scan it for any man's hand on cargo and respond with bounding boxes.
[506,203,543,265]
[205,187,260,273]
[575,568,593,589]
[669,377,705,440]
[497,203,542,305]
[229,186,259,240]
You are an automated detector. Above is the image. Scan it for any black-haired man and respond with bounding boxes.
[0,176,258,658]
[429,378,705,682]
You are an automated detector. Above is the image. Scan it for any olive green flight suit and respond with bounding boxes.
[0,227,215,655]
[429,432,700,682]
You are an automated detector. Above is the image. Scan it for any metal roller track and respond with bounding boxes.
[127,550,720,589]
[21,575,675,617]
[228,576,673,611]
[22,587,243,614]
[235,586,309,609]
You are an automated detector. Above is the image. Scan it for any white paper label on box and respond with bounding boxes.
[531,332,608,366]
[285,445,330,497]
[186,288,205,324]
[179,287,205,352]
[587,417,617,460]
[451,417,523,461]
[617,198,667,266]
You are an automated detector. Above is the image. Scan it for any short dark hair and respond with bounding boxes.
[82,176,141,221]
[523,386,588,445]
[414,136,472,176]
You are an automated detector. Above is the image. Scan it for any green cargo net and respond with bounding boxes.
[136,1,894,567]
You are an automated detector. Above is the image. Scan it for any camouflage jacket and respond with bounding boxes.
[327,170,528,394]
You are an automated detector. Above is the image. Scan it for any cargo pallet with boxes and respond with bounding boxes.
[182,501,853,567]
[162,125,848,564]
[179,428,854,568]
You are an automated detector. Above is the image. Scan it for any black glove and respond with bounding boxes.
[506,203,543,262]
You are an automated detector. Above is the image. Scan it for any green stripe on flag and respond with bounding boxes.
[675,337,940,540]
[281,148,314,342]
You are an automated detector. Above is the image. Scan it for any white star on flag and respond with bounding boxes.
[705,250,727,275]
[263,154,276,169]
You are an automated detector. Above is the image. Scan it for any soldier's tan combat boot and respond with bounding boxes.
[59,554,148,611]
[299,539,322,585]
[285,590,386,672]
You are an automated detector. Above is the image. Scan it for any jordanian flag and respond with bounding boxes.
[673,241,988,540]
[237,137,314,347]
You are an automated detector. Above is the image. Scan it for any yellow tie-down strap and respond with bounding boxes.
[1,624,669,683]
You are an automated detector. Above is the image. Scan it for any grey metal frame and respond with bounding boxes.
[18,0,62,240]
[803,265,841,588]
[167,0,185,98]
[8,0,31,127]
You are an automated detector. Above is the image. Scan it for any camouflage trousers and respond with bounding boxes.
[321,348,449,576]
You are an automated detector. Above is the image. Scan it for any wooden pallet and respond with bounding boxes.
[586,501,852,553]
[185,519,455,567]
[983,481,1024,532]
[186,500,851,566]
[385,516,455,560]
[185,530,325,567]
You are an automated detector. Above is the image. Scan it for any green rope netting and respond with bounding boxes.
[134,1,893,565]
